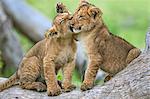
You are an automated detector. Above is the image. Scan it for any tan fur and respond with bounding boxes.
[70,1,141,91]
[0,3,76,96]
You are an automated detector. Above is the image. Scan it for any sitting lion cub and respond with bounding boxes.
[70,0,141,91]
[0,3,76,96]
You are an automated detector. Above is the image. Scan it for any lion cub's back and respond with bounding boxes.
[101,34,135,74]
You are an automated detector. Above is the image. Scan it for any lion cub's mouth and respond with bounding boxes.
[69,26,74,32]
[69,25,82,34]
[73,29,81,33]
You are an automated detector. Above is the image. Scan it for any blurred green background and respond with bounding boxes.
[0,0,150,86]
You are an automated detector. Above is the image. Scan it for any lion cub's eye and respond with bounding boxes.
[60,19,65,24]
[79,15,85,20]
[79,15,83,18]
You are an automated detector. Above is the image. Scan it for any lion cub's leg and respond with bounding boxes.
[126,48,141,64]
[43,56,61,96]
[81,54,103,91]
[62,60,76,92]
[19,56,46,92]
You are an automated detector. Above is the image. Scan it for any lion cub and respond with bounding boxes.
[0,3,76,96]
[70,0,141,91]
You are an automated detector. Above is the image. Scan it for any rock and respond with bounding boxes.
[0,51,150,99]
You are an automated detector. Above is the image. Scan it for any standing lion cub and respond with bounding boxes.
[70,0,141,91]
[0,3,76,96]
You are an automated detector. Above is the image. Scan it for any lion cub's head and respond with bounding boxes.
[45,2,72,38]
[70,0,103,34]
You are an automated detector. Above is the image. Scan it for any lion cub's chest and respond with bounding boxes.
[55,46,73,66]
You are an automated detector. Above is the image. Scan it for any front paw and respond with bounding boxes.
[62,84,76,92]
[44,30,58,38]
[80,83,93,91]
[36,83,47,92]
[47,87,62,96]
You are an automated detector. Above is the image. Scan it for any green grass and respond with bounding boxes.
[57,69,82,87]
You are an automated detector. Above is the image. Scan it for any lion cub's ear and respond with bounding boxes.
[44,27,58,38]
[88,7,102,19]
[56,2,69,14]
[79,0,89,5]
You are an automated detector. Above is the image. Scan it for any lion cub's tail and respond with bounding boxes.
[0,72,19,92]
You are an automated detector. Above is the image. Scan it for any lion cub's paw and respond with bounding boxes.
[80,83,93,91]
[62,84,76,92]
[45,31,58,38]
[47,86,62,96]
[36,82,47,92]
